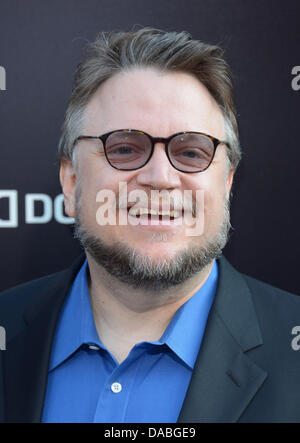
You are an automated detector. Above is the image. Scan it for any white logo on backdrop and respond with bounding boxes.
[291,66,300,91]
[0,66,6,91]
[291,326,300,351]
[0,326,6,351]
[0,191,74,227]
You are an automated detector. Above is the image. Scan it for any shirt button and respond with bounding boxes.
[111,382,122,393]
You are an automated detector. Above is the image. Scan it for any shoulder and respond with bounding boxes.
[0,254,85,339]
[0,269,67,307]
[217,255,300,321]
[242,272,300,320]
[0,270,67,338]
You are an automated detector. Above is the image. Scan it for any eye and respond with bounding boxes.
[106,144,141,156]
[181,150,200,158]
[110,146,134,155]
[174,148,205,159]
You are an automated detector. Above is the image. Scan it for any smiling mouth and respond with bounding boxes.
[128,207,183,220]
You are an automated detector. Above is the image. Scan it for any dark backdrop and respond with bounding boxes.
[0,0,299,294]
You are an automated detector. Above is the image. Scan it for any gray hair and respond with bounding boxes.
[58,27,241,170]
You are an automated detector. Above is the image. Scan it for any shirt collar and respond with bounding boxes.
[159,260,218,368]
[48,260,100,371]
[49,258,218,372]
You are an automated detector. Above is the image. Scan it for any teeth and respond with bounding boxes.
[128,207,181,218]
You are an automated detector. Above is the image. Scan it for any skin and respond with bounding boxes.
[60,68,234,362]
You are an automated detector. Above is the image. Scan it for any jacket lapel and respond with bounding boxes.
[4,254,86,423]
[178,256,268,422]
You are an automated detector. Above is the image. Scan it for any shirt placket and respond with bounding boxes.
[93,346,145,423]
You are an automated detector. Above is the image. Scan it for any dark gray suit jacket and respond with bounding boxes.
[0,254,300,423]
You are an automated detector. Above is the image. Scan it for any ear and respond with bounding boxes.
[59,159,77,218]
[226,166,235,200]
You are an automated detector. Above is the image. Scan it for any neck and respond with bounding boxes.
[87,252,214,363]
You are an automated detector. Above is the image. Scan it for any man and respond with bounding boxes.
[0,28,300,423]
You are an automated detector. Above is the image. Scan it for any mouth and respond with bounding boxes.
[127,207,183,220]
[124,206,189,229]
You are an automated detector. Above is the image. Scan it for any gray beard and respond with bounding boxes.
[73,197,231,293]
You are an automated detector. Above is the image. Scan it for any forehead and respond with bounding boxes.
[84,68,225,138]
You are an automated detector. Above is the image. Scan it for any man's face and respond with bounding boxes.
[61,68,234,291]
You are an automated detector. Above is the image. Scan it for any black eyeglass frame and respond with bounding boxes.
[73,129,230,173]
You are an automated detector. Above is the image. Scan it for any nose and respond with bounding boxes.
[135,142,181,190]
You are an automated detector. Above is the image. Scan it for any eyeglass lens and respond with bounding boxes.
[104,130,215,172]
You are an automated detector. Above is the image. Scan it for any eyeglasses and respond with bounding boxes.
[74,129,229,173]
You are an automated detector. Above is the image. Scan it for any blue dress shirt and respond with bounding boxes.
[42,258,218,423]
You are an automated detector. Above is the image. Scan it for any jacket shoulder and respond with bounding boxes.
[0,270,69,337]
[0,269,68,301]
[242,273,300,314]
[0,254,85,339]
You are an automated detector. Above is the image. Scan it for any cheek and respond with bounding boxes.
[192,173,227,232]
[77,164,133,224]
[76,165,103,224]
[204,190,224,217]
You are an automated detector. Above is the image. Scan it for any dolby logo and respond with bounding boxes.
[0,190,74,228]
